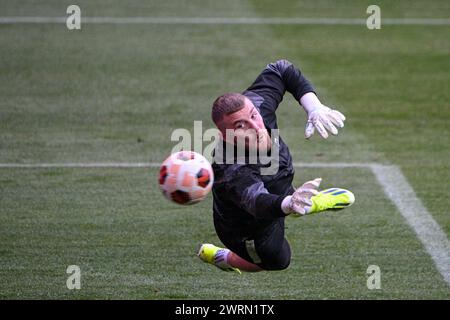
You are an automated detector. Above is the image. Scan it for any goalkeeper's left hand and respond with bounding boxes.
[300,92,346,139]
[281,178,322,216]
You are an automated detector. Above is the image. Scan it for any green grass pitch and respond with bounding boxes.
[0,0,449,299]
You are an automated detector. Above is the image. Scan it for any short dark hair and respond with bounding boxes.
[212,93,246,126]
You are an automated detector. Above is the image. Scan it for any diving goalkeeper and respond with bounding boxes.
[198,60,355,273]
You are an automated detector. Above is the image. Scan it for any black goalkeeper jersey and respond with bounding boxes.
[212,60,315,236]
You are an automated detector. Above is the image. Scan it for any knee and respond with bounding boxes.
[271,254,291,271]
[262,248,291,271]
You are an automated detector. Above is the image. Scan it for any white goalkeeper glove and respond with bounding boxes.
[300,92,346,139]
[281,178,322,216]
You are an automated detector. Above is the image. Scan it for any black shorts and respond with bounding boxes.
[214,216,291,271]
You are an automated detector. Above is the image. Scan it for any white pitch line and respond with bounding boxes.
[371,164,450,286]
[0,16,449,25]
[293,162,377,168]
[0,162,158,168]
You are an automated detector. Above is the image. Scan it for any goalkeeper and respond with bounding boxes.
[198,60,355,273]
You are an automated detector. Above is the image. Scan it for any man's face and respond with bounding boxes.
[217,98,271,152]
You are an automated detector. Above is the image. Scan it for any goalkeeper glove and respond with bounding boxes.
[300,92,346,139]
[281,178,322,216]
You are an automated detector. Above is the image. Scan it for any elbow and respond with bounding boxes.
[276,59,293,67]
[269,59,293,70]
[266,59,295,78]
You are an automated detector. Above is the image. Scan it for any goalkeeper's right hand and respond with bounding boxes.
[281,178,322,216]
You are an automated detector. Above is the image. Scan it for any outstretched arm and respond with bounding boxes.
[225,165,323,218]
[245,59,346,139]
[244,59,315,112]
[224,165,287,220]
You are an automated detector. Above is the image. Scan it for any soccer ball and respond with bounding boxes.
[158,151,214,205]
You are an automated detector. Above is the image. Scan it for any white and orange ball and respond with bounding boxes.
[158,151,214,205]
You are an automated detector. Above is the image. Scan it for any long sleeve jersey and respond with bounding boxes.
[212,60,315,235]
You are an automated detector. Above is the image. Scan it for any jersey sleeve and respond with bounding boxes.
[222,165,286,220]
[244,59,315,120]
